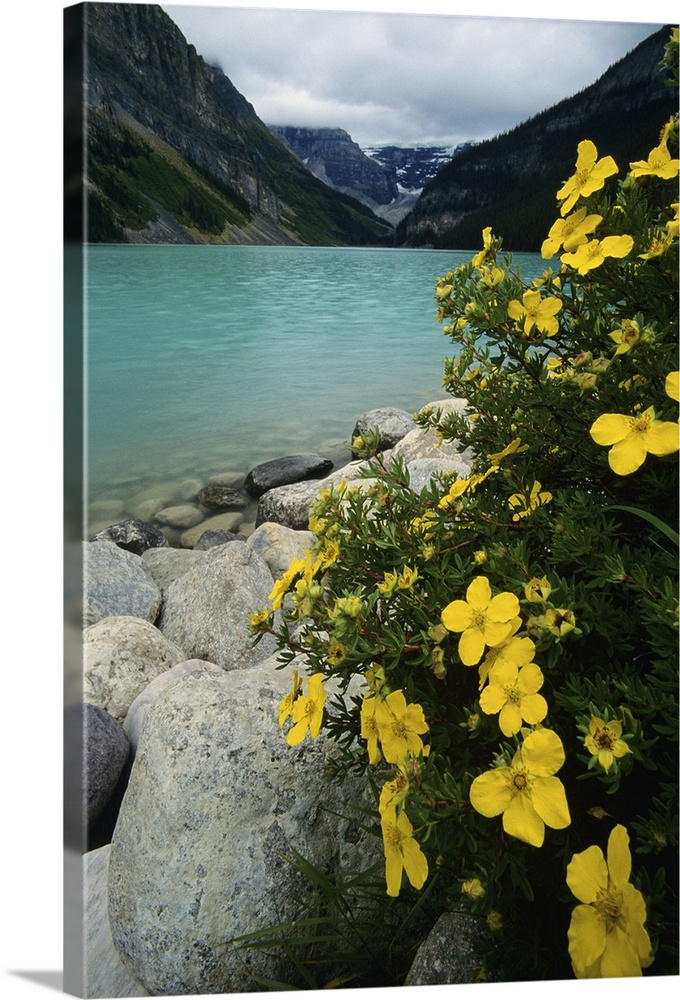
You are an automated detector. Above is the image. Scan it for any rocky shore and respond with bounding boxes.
[68,399,488,996]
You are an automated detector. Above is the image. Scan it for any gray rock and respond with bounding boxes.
[245,454,334,498]
[180,511,244,548]
[83,703,130,824]
[207,471,246,489]
[154,503,205,529]
[82,845,150,997]
[255,461,377,530]
[404,911,487,985]
[83,616,188,723]
[194,529,240,550]
[123,659,225,755]
[246,521,316,579]
[157,541,277,669]
[197,484,246,510]
[83,541,163,623]
[108,660,379,995]
[392,397,473,475]
[351,406,415,452]
[91,519,169,555]
[141,546,207,592]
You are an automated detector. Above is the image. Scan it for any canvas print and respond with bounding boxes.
[63,1,679,995]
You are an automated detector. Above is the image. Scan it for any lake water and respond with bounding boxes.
[84,244,545,537]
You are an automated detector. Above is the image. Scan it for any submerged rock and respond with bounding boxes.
[91,518,169,555]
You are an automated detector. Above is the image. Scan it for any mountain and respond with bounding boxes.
[268,126,399,212]
[66,3,393,246]
[396,27,678,251]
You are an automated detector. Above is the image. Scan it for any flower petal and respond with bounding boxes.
[568,904,607,972]
[469,768,513,817]
[519,692,548,725]
[590,413,632,446]
[441,600,473,632]
[530,775,571,830]
[467,575,492,608]
[606,824,631,887]
[458,626,486,666]
[517,662,545,695]
[521,728,565,776]
[502,792,545,846]
[644,420,679,456]
[487,591,520,622]
[498,701,523,737]
[566,845,607,903]
[608,435,647,475]
[600,924,643,978]
[402,837,429,890]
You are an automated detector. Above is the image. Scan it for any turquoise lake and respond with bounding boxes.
[84,244,545,535]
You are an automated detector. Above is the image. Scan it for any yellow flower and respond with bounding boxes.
[378,766,410,815]
[268,550,321,611]
[473,550,488,565]
[461,877,485,900]
[566,825,654,977]
[507,289,562,337]
[629,142,679,179]
[541,207,602,258]
[638,231,674,260]
[478,626,535,691]
[665,370,679,402]
[278,668,302,728]
[487,437,529,464]
[507,480,552,521]
[360,694,383,764]
[480,661,548,737]
[557,140,618,216]
[437,476,472,510]
[377,570,398,596]
[396,565,419,589]
[441,576,520,666]
[285,672,326,746]
[469,728,571,847]
[365,663,387,694]
[561,235,634,275]
[666,202,679,238]
[327,640,347,667]
[486,910,503,931]
[525,577,551,603]
[381,806,428,897]
[590,406,679,475]
[248,607,270,629]
[544,608,576,637]
[471,226,494,268]
[584,717,632,773]
[374,690,429,764]
[608,319,640,355]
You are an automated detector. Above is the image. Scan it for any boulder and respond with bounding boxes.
[83,704,130,825]
[91,519,169,555]
[154,504,205,529]
[244,454,334,498]
[392,397,473,475]
[83,541,163,624]
[194,529,240,550]
[81,845,150,997]
[157,541,277,669]
[141,546,207,592]
[83,616,188,723]
[351,406,415,452]
[180,511,244,547]
[246,522,316,579]
[255,460,376,530]
[197,484,246,510]
[404,911,487,985]
[123,659,224,755]
[108,660,379,995]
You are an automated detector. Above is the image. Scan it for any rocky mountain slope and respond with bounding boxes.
[396,26,678,250]
[69,3,393,246]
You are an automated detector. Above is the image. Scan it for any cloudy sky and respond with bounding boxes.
[159,0,674,148]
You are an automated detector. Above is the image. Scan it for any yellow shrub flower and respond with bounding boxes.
[441,576,520,666]
[584,717,631,773]
[381,805,428,897]
[479,661,548,737]
[285,672,326,746]
[609,319,640,355]
[278,668,302,728]
[478,626,535,691]
[374,690,429,763]
[561,235,634,275]
[397,565,419,589]
[469,728,571,847]
[544,608,577,637]
[507,289,562,337]
[471,226,493,268]
[629,141,679,179]
[365,663,387,694]
[507,480,552,521]
[487,437,528,463]
[566,825,654,977]
[378,765,410,815]
[377,570,398,596]
[665,370,679,402]
[638,231,674,260]
[590,406,679,475]
[557,139,618,216]
[461,877,485,900]
[666,202,679,238]
[360,694,383,764]
[525,577,552,603]
[541,206,602,258]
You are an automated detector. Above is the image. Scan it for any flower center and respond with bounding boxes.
[385,823,404,852]
[594,886,624,930]
[594,727,615,750]
[471,609,487,629]
[512,772,528,792]
[632,412,653,433]
[391,719,407,739]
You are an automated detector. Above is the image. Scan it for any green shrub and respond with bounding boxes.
[251,30,679,983]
